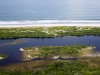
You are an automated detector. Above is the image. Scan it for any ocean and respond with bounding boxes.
[0,0,100,25]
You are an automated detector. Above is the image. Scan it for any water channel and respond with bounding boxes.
[0,36,100,66]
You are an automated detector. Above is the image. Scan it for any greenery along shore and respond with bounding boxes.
[21,45,94,58]
[1,26,100,39]
[0,61,100,75]
[0,54,7,60]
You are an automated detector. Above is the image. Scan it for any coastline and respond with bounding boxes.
[0,24,100,28]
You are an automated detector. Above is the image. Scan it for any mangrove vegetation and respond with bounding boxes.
[21,45,94,59]
[0,61,100,75]
[1,26,100,39]
[0,54,7,60]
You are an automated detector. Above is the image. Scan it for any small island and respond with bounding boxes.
[0,54,7,60]
[20,45,95,60]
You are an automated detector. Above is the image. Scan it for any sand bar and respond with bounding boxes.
[0,24,100,28]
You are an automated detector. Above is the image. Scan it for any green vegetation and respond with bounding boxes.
[0,54,7,58]
[1,26,100,39]
[22,45,94,58]
[0,61,100,75]
[0,54,7,60]
[23,47,35,51]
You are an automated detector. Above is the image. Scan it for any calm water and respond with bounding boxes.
[0,0,100,24]
[0,36,100,65]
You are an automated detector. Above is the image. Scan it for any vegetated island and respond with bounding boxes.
[20,45,95,61]
[1,26,100,39]
[0,54,7,60]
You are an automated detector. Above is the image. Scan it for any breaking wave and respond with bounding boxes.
[0,20,100,25]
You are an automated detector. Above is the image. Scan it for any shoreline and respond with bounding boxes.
[0,24,100,28]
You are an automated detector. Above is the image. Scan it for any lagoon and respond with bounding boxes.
[0,35,100,66]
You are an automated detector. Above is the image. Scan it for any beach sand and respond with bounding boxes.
[0,24,100,28]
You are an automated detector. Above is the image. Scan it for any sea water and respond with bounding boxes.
[0,0,100,25]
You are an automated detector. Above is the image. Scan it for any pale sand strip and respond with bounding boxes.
[0,24,100,28]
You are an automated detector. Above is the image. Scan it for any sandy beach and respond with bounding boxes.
[0,24,100,28]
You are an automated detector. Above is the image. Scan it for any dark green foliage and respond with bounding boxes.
[24,45,92,57]
[0,54,7,58]
[38,45,88,56]
[0,61,100,75]
[39,45,79,56]
[23,47,34,51]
